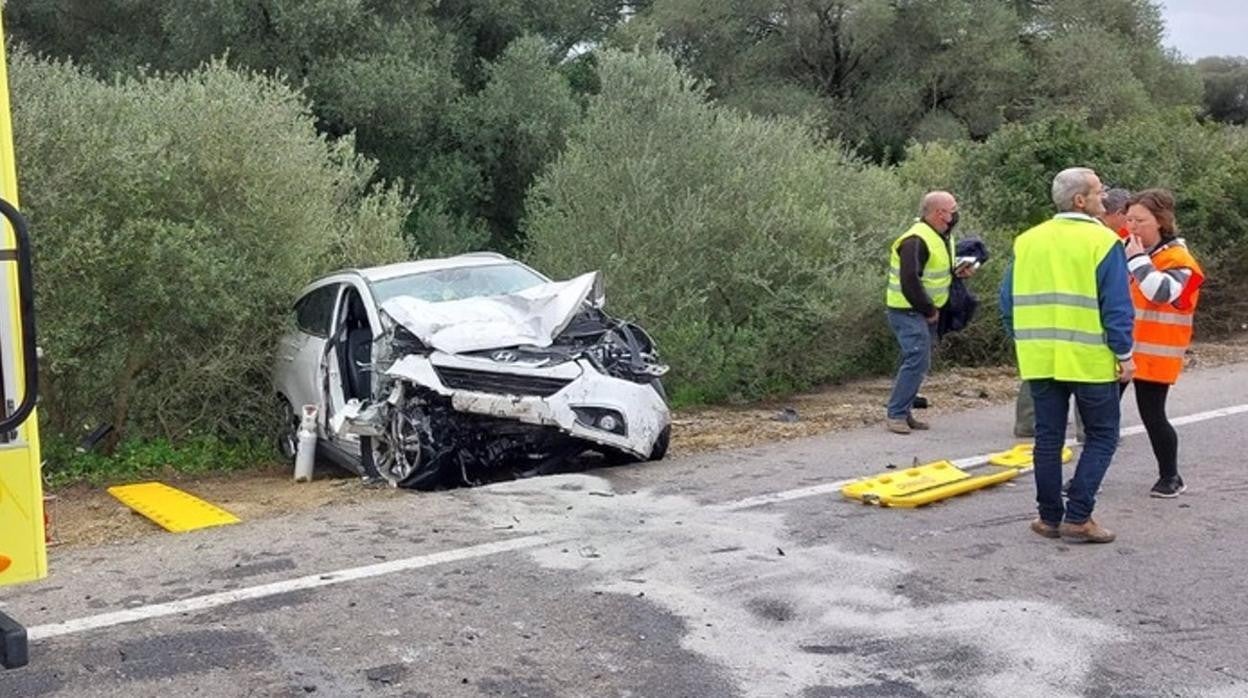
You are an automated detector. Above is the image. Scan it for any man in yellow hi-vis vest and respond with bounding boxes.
[884,191,967,434]
[1000,167,1136,544]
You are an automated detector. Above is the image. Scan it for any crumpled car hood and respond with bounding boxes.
[379,271,601,354]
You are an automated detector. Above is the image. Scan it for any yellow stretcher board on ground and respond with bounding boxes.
[987,443,1075,468]
[107,482,241,533]
[0,12,47,589]
[841,459,1021,508]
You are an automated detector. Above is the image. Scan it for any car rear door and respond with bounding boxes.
[280,283,342,425]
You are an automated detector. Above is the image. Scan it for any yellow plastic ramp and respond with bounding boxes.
[988,443,1074,468]
[107,482,240,533]
[841,460,1020,508]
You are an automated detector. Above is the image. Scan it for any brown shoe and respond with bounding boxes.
[906,416,930,431]
[1030,519,1060,539]
[1059,519,1116,544]
[886,418,911,434]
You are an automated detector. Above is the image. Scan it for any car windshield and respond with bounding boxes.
[369,262,548,304]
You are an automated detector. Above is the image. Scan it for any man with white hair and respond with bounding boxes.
[883,190,967,434]
[1013,185,1133,439]
[999,167,1135,544]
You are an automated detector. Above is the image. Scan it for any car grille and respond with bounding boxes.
[435,367,573,398]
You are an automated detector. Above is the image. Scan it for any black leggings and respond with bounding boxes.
[1131,379,1179,479]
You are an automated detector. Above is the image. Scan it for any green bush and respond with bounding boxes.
[10,51,412,449]
[40,433,272,488]
[527,84,1248,403]
[949,111,1248,337]
[524,49,913,404]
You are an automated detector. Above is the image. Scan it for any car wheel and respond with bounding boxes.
[275,397,299,464]
[648,424,671,462]
[603,424,671,465]
[366,406,448,490]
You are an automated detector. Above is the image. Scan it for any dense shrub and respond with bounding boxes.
[524,50,915,404]
[529,71,1248,402]
[944,111,1248,337]
[10,52,412,450]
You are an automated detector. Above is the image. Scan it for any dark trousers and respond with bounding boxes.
[1131,379,1179,479]
[1030,379,1121,525]
[1018,380,1128,440]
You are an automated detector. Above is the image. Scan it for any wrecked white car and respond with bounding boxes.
[271,252,671,488]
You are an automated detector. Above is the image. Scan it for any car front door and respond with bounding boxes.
[321,280,385,457]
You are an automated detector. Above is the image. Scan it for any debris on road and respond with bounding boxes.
[772,407,800,423]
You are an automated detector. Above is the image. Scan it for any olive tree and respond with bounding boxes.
[10,52,411,446]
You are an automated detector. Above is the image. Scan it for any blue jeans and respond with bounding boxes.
[886,309,937,420]
[1029,379,1121,525]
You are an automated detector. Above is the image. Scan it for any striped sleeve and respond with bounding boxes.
[1127,255,1193,306]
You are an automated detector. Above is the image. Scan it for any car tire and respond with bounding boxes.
[603,424,671,465]
[363,419,452,490]
[275,397,299,464]
[396,457,451,491]
[648,424,671,462]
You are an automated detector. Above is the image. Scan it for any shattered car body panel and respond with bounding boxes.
[272,253,671,489]
[383,352,669,458]
[379,272,603,354]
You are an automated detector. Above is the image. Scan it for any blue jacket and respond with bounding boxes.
[999,228,1134,360]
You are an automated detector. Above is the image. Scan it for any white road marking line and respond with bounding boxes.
[1164,403,1248,427]
[716,481,857,511]
[26,402,1248,641]
[26,536,548,641]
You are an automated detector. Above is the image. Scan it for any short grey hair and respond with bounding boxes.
[1051,167,1096,212]
[1103,187,1132,214]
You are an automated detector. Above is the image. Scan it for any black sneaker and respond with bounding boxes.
[1150,476,1186,498]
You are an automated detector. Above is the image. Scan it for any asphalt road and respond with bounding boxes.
[4,363,1248,698]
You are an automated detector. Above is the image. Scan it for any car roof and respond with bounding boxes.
[296,252,546,299]
[356,252,526,283]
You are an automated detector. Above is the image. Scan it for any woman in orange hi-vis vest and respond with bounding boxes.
[1123,189,1204,499]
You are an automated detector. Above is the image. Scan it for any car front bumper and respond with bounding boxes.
[385,352,670,458]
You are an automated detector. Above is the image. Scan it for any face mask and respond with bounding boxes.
[946,210,959,233]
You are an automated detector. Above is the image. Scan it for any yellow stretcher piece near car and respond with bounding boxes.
[107,482,240,533]
[840,459,1020,508]
[987,443,1074,468]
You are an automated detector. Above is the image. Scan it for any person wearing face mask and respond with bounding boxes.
[884,191,973,434]
[1122,189,1204,498]
[999,167,1135,543]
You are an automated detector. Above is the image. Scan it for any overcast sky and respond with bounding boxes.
[1160,0,1246,60]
